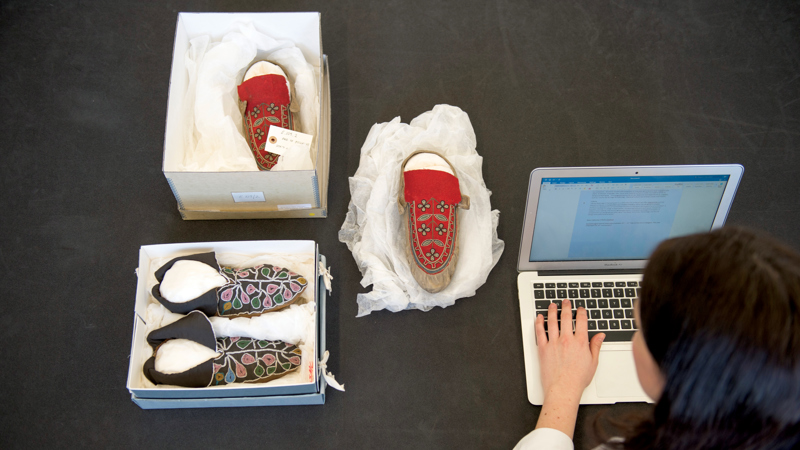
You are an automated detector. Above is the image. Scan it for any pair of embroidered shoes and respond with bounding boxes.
[237,61,296,170]
[144,253,308,388]
[399,150,469,293]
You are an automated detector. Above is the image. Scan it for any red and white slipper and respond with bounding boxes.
[237,61,295,170]
[399,150,470,293]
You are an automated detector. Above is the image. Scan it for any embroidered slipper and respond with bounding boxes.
[142,311,302,387]
[151,252,308,318]
[398,150,470,293]
[237,61,295,170]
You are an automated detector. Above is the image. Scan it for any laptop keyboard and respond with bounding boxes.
[533,280,640,342]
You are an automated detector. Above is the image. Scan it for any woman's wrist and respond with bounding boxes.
[543,384,584,405]
[535,385,583,439]
[535,395,581,439]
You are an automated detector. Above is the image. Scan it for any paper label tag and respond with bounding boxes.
[265,127,313,156]
[231,192,266,203]
[277,204,312,211]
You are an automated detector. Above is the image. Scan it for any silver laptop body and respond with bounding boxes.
[517,165,744,405]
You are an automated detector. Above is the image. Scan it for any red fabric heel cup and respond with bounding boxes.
[237,74,295,170]
[404,169,462,275]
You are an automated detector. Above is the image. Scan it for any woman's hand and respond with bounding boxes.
[534,300,605,438]
[537,300,605,398]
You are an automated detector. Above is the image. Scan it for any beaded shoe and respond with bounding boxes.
[142,311,302,387]
[398,150,470,293]
[151,252,308,318]
[237,61,295,170]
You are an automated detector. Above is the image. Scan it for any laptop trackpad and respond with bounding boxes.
[595,351,647,398]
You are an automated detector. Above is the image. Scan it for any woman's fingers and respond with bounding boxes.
[547,302,559,339]
[535,312,548,345]
[541,300,590,343]
[574,307,588,337]
[589,332,605,367]
[560,300,572,333]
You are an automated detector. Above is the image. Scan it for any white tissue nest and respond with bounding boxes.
[338,104,505,316]
[182,22,318,172]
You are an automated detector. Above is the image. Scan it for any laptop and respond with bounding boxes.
[517,164,744,405]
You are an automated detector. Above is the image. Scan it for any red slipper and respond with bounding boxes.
[399,150,470,293]
[237,61,295,170]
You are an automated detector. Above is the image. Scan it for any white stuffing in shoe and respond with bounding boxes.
[145,303,314,346]
[159,260,227,303]
[403,152,454,175]
[154,339,221,374]
[244,61,291,100]
[209,302,314,345]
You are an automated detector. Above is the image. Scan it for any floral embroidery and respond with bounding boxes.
[217,264,308,317]
[408,195,458,275]
[242,100,293,170]
[403,168,462,280]
[212,338,301,385]
[418,199,430,211]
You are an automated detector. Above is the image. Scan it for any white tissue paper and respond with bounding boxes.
[181,22,318,172]
[338,104,505,316]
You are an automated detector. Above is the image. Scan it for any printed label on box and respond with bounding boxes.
[277,204,312,211]
[265,127,314,156]
[232,192,266,203]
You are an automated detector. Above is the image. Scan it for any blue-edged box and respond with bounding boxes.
[126,240,328,408]
[162,13,331,220]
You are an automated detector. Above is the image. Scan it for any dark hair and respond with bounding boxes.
[602,227,800,450]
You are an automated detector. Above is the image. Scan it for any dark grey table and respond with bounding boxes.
[2,1,798,448]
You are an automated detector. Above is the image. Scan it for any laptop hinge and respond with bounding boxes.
[538,269,642,277]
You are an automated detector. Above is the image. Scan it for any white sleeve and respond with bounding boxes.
[514,428,574,450]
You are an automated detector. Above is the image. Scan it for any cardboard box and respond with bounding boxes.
[163,13,331,220]
[126,241,328,409]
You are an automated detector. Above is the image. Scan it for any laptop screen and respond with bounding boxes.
[529,175,730,262]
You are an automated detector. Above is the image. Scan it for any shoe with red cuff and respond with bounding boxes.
[237,61,295,170]
[399,150,470,293]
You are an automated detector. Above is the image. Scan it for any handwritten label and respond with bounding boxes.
[265,127,313,156]
[231,192,266,203]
